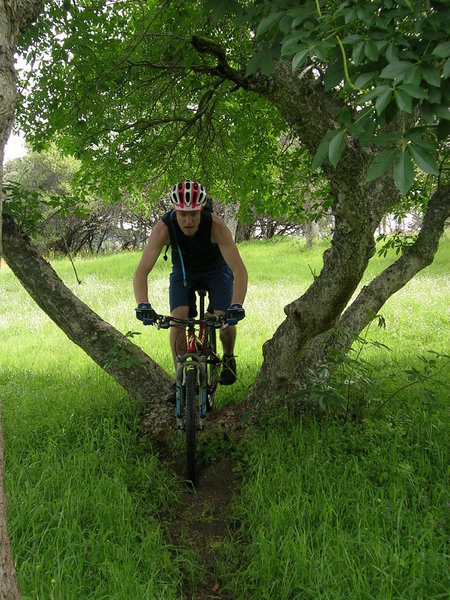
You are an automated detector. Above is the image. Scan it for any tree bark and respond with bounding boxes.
[251,184,450,400]
[0,399,21,600]
[2,214,174,437]
[213,56,445,403]
[0,0,43,262]
[1,2,43,596]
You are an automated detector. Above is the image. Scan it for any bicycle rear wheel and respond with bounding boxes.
[185,368,197,484]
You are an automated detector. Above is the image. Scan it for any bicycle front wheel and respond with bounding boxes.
[185,368,197,484]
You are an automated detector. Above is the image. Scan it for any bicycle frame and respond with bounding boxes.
[175,292,214,430]
[152,290,225,483]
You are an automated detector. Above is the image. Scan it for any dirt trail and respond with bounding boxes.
[147,402,250,598]
[168,457,239,600]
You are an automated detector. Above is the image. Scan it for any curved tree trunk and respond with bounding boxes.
[2,214,174,437]
[252,184,449,400]
[190,44,448,404]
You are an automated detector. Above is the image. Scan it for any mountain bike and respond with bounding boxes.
[151,290,226,484]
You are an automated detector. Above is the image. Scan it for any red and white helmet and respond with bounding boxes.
[170,180,207,212]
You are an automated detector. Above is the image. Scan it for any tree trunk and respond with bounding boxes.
[229,59,447,403]
[2,214,174,437]
[0,399,21,600]
[251,184,449,401]
[1,2,43,596]
[222,202,240,241]
[304,220,319,247]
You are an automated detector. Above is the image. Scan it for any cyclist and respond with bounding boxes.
[134,179,247,403]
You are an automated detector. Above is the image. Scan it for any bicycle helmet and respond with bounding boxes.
[170,180,207,212]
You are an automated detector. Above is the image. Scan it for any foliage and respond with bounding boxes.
[3,146,161,252]
[3,146,88,238]
[15,1,294,213]
[299,317,449,420]
[210,0,450,194]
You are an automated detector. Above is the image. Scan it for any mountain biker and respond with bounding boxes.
[133,179,248,403]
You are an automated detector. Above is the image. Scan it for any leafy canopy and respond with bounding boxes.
[15,0,449,206]
[207,0,450,194]
[16,0,300,213]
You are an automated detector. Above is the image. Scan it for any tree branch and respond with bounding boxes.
[339,184,450,334]
[1,213,174,439]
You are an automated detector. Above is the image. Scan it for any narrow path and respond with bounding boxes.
[146,402,250,598]
[169,457,239,599]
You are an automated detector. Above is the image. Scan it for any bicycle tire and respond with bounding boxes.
[206,324,219,411]
[185,368,197,484]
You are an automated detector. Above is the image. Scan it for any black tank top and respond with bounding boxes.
[161,210,225,272]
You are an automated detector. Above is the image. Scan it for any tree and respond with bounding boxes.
[3,0,449,411]
[1,2,43,597]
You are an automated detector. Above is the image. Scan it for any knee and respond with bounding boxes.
[171,306,189,319]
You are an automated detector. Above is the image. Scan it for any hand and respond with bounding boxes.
[135,302,157,325]
[226,303,245,326]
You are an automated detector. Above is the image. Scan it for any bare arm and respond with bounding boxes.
[211,214,248,305]
[133,220,170,303]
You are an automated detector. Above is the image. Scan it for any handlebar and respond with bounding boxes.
[151,313,228,330]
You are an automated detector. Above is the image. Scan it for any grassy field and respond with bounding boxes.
[0,233,448,599]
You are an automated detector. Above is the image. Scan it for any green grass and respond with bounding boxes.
[1,232,449,598]
[219,409,448,599]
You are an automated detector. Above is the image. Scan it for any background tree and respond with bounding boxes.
[3,0,449,410]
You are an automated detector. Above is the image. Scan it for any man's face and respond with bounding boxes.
[175,210,202,236]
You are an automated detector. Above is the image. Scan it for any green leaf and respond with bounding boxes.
[394,89,413,113]
[434,104,450,120]
[256,11,284,37]
[359,84,389,104]
[372,132,400,145]
[281,34,303,57]
[408,143,439,176]
[292,48,309,71]
[393,150,415,195]
[259,47,274,76]
[420,101,435,123]
[403,127,430,141]
[402,65,422,86]
[437,119,450,141]
[352,41,365,65]
[444,58,450,78]
[375,88,393,115]
[366,148,397,181]
[291,7,314,27]
[354,71,376,89]
[324,62,344,90]
[397,84,427,99]
[208,0,228,21]
[422,64,441,87]
[279,15,292,34]
[311,131,335,171]
[341,34,364,45]
[245,54,261,76]
[364,40,379,61]
[432,40,450,58]
[380,60,413,80]
[328,130,346,168]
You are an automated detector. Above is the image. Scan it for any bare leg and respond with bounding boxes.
[214,310,236,355]
[170,306,189,372]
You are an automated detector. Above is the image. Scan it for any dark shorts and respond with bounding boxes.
[169,263,234,315]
